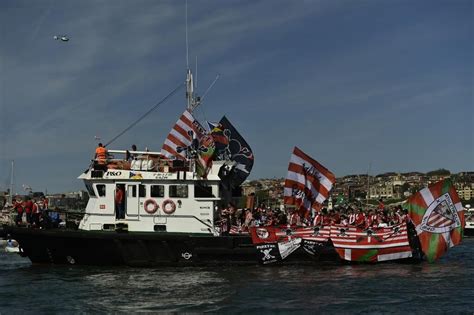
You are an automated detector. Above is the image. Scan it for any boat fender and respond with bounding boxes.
[162,199,176,215]
[144,199,159,214]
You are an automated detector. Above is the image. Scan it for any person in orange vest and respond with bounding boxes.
[95,143,108,165]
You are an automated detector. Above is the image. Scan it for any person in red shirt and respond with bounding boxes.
[312,211,323,226]
[14,199,24,226]
[365,210,378,229]
[321,208,332,225]
[41,197,49,210]
[24,199,34,226]
[378,199,385,211]
[330,209,341,224]
[354,208,366,229]
[115,186,125,219]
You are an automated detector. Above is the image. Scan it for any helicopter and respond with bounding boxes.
[53,35,69,42]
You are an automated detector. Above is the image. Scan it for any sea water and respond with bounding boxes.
[0,238,473,313]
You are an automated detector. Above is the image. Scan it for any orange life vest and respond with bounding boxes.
[95,147,107,164]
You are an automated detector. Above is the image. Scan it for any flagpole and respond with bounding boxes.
[366,162,372,208]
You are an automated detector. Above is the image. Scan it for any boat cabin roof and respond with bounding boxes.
[79,149,226,182]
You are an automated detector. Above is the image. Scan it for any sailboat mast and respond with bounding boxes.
[9,160,14,204]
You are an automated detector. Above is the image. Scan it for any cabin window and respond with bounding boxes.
[169,185,188,198]
[150,185,164,198]
[96,184,106,197]
[195,183,214,198]
[139,184,146,198]
[129,185,136,197]
[85,182,96,197]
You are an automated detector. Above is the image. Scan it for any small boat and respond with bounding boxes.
[2,238,20,253]
[465,207,474,236]
[5,245,20,253]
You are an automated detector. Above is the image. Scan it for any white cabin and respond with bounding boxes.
[78,150,229,234]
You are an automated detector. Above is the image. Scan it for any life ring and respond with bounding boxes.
[144,199,159,214]
[162,199,176,215]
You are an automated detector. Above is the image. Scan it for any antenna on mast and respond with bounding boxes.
[185,0,194,111]
[185,0,189,69]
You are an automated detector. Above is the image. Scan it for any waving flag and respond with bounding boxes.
[207,121,229,152]
[161,110,216,178]
[161,110,205,159]
[215,116,254,188]
[283,147,335,213]
[404,179,464,262]
[195,134,215,178]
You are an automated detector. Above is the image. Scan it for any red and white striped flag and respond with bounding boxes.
[284,147,336,212]
[161,110,205,159]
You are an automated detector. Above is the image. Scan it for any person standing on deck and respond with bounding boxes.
[115,186,125,220]
[24,198,34,226]
[32,199,40,227]
[14,199,24,226]
[95,143,108,165]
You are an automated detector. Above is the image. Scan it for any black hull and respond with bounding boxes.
[4,227,339,267]
[465,227,474,237]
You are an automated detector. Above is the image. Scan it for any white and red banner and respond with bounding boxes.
[250,223,413,264]
[330,223,413,262]
[283,147,335,213]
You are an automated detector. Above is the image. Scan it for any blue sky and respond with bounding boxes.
[0,0,472,194]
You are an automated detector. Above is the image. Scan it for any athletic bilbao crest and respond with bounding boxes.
[420,192,461,234]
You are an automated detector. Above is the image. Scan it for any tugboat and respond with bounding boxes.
[2,62,270,266]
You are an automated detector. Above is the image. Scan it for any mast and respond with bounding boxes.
[185,0,200,112]
[366,162,371,208]
[9,160,14,204]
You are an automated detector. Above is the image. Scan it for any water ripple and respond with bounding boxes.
[0,239,473,313]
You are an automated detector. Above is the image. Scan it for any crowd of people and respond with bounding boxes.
[217,202,409,234]
[6,197,61,228]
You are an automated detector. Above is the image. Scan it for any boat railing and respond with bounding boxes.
[92,149,193,173]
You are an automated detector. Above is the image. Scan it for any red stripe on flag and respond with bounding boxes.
[174,123,192,141]
[288,163,330,197]
[167,133,188,148]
